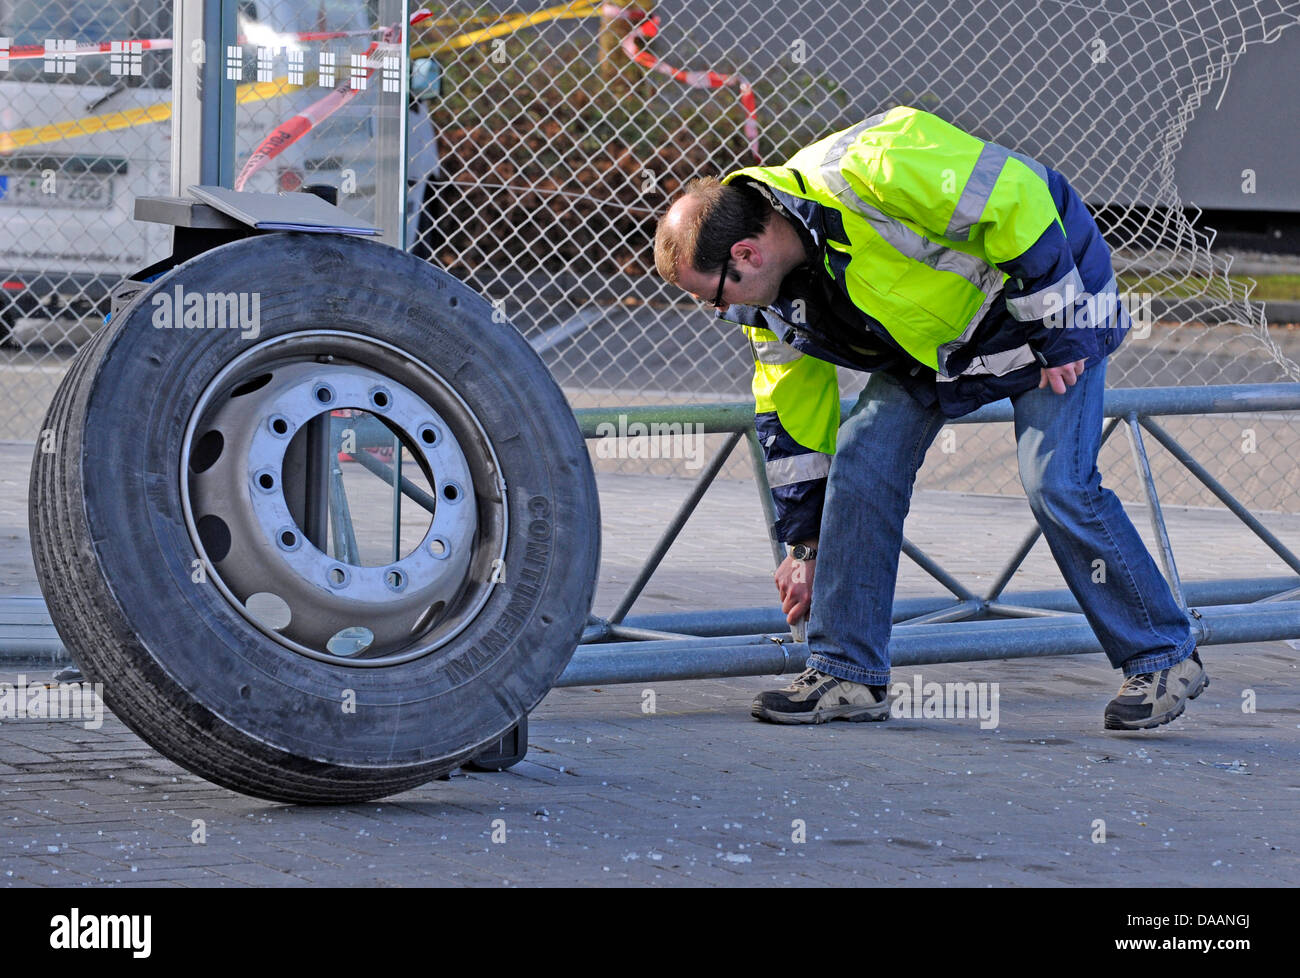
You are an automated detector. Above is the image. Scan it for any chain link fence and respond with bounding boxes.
[411,0,1300,512]
[3,0,1299,517]
[0,0,172,438]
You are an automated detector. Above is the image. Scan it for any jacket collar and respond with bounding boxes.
[729,173,849,250]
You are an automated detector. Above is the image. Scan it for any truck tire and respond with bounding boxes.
[29,232,599,804]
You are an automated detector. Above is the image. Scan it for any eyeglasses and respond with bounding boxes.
[711,258,731,309]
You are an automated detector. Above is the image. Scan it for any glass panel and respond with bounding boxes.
[228,0,408,245]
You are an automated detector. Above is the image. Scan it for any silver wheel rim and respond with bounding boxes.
[180,330,508,667]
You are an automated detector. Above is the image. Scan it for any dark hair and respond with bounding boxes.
[653,177,774,285]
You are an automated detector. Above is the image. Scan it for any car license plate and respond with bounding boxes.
[0,172,113,210]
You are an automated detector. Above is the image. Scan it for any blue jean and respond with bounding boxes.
[805,358,1196,685]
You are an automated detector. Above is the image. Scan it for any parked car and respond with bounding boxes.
[0,0,440,349]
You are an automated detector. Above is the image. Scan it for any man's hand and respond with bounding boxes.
[774,553,815,625]
[1038,358,1086,394]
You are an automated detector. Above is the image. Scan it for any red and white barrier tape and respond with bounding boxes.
[232,11,435,190]
[236,3,761,188]
[7,5,760,186]
[599,4,761,163]
[0,14,441,62]
[2,38,173,61]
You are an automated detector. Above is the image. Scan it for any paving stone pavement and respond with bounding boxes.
[1,650,1298,887]
[1,445,1299,886]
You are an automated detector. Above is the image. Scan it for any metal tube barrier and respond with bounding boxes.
[572,384,1300,437]
[606,430,743,624]
[391,428,403,564]
[557,601,1300,686]
[744,427,787,571]
[344,435,440,515]
[1124,413,1186,608]
[975,415,1118,605]
[609,576,1300,637]
[1138,416,1300,576]
[327,424,360,564]
[570,383,1300,686]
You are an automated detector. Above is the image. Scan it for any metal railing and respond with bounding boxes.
[558,383,1300,686]
[5,384,1299,676]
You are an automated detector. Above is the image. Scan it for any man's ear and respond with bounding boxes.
[733,239,763,269]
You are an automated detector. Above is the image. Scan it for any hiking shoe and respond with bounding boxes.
[1104,651,1208,730]
[751,668,891,724]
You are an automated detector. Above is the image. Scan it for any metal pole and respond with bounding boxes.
[605,624,703,642]
[1124,412,1186,609]
[901,537,979,602]
[581,617,703,643]
[1140,416,1300,576]
[607,430,743,624]
[572,385,1300,436]
[1256,585,1300,603]
[981,418,1121,602]
[328,425,360,564]
[391,432,402,563]
[557,600,1300,687]
[339,431,439,514]
[894,599,982,627]
[602,576,1300,639]
[981,526,1042,603]
[172,1,235,194]
[745,428,788,571]
[375,0,409,247]
[281,417,332,552]
[984,602,1073,619]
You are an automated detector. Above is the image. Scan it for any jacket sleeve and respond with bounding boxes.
[740,314,839,545]
[970,158,1096,367]
[841,110,1096,368]
[755,411,829,545]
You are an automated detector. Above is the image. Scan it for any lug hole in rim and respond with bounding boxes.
[412,600,446,632]
[256,470,276,491]
[190,430,224,474]
[277,526,300,551]
[326,626,373,657]
[370,388,391,409]
[442,483,461,502]
[384,569,406,591]
[313,384,335,404]
[327,566,349,588]
[269,415,290,436]
[230,373,273,398]
[196,514,231,563]
[429,538,448,558]
[418,424,439,446]
[245,592,292,631]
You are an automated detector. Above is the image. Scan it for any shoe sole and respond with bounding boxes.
[1104,672,1209,731]
[750,703,891,725]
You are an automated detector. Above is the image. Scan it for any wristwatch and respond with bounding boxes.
[791,544,818,561]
